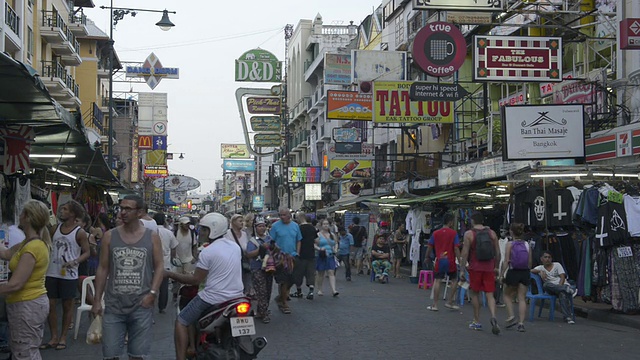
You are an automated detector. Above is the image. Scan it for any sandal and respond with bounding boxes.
[279,305,291,314]
[39,343,58,350]
[55,343,67,351]
[444,303,460,310]
[427,305,439,311]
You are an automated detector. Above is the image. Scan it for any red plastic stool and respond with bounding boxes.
[418,270,434,290]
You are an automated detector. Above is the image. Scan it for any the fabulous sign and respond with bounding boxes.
[126,53,179,90]
[502,104,585,161]
[235,49,282,82]
[413,0,504,11]
[473,36,562,82]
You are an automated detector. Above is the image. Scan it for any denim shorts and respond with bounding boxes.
[177,294,214,327]
[102,306,153,359]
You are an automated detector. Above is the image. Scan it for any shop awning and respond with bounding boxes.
[0,53,120,187]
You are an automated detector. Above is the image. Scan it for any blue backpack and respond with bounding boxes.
[510,241,529,269]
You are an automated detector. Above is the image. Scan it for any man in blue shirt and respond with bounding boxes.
[337,227,354,281]
[269,207,302,314]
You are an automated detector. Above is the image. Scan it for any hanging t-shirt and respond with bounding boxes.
[596,200,629,247]
[566,186,583,219]
[523,187,546,228]
[547,188,575,227]
[512,185,530,225]
[623,195,640,237]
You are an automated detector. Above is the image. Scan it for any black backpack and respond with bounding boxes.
[473,228,494,261]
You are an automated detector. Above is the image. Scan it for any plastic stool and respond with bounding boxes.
[458,287,487,307]
[418,270,434,290]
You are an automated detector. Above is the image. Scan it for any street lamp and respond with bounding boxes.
[101,1,176,171]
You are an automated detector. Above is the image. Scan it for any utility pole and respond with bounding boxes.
[283,24,293,209]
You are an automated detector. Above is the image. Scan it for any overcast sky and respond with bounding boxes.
[83,1,380,194]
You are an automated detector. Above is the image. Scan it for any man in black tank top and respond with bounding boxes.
[91,195,165,359]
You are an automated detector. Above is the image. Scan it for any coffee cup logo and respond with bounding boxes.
[430,39,455,61]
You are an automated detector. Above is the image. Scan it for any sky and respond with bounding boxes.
[83,1,381,194]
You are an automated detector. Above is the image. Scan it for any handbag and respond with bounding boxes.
[231,230,252,273]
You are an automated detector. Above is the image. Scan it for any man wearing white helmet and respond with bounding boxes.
[165,212,244,360]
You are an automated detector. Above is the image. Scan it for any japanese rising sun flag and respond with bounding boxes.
[0,126,35,175]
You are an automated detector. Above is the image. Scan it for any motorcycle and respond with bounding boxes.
[178,285,268,360]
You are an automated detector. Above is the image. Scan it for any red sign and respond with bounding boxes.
[138,135,152,150]
[620,18,640,50]
[412,22,466,77]
[473,36,562,82]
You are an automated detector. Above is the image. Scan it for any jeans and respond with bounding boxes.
[543,283,574,320]
[372,260,391,277]
[102,306,154,359]
[337,254,351,279]
[0,321,8,348]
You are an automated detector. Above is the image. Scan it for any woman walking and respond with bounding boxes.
[392,222,408,278]
[315,219,339,297]
[0,200,51,359]
[499,223,532,332]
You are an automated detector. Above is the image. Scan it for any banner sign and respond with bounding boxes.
[352,50,407,82]
[145,150,166,166]
[305,183,322,201]
[409,82,469,102]
[252,195,265,210]
[152,136,167,150]
[235,49,282,82]
[324,53,352,85]
[335,142,362,154]
[144,165,168,178]
[473,36,562,82]
[221,144,250,159]
[223,160,256,172]
[328,160,372,180]
[620,18,640,50]
[287,167,322,183]
[438,158,530,186]
[246,97,281,114]
[250,116,281,132]
[131,135,139,183]
[154,175,201,192]
[254,134,282,147]
[333,128,362,143]
[326,91,373,121]
[412,22,467,77]
[137,93,167,136]
[413,0,503,11]
[328,143,374,160]
[502,104,585,160]
[373,81,454,124]
[499,91,526,107]
[125,53,179,90]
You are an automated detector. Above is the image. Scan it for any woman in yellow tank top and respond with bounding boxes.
[0,200,51,359]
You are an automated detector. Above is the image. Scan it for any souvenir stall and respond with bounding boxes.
[509,171,640,314]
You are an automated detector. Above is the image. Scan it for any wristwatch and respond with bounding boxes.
[149,290,158,297]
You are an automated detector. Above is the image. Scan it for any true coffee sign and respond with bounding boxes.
[412,22,466,77]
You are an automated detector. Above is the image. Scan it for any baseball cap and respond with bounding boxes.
[179,217,190,224]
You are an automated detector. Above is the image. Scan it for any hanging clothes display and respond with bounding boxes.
[14,177,31,225]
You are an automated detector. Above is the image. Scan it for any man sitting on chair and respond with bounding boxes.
[371,235,391,283]
[531,251,575,324]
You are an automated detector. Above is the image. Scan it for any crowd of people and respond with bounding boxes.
[0,196,580,359]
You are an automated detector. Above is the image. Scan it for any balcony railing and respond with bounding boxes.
[70,13,86,25]
[92,102,104,132]
[5,3,20,37]
[42,10,67,30]
[41,60,65,78]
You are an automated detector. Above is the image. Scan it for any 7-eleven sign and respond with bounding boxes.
[617,131,632,157]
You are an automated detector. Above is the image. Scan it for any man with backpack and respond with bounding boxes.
[460,212,501,335]
[425,213,461,311]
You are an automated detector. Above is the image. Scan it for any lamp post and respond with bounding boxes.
[101,1,176,170]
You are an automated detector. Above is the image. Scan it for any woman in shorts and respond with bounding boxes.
[499,223,531,332]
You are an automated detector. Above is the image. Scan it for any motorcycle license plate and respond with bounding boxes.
[230,317,256,337]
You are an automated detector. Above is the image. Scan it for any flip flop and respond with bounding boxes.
[444,303,460,310]
[427,305,439,311]
[55,343,67,351]
[39,343,57,350]
[280,305,291,314]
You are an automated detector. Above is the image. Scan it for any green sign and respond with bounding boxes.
[250,116,281,132]
[254,134,282,147]
[235,49,282,82]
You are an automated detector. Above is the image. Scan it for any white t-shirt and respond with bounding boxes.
[196,238,244,305]
[7,225,25,248]
[534,262,565,285]
[624,194,640,237]
[157,227,179,270]
[176,229,194,263]
[140,218,158,232]
[224,229,248,251]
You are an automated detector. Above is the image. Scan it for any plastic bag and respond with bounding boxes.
[86,315,103,345]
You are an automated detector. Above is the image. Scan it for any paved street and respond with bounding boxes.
[42,270,640,360]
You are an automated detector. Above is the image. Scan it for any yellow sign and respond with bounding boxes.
[145,150,166,166]
[131,135,139,183]
[221,144,250,159]
[373,81,454,124]
[328,159,372,180]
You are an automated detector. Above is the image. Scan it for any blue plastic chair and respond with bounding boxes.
[526,273,556,321]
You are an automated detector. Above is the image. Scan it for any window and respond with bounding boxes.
[395,14,405,46]
[27,27,34,61]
